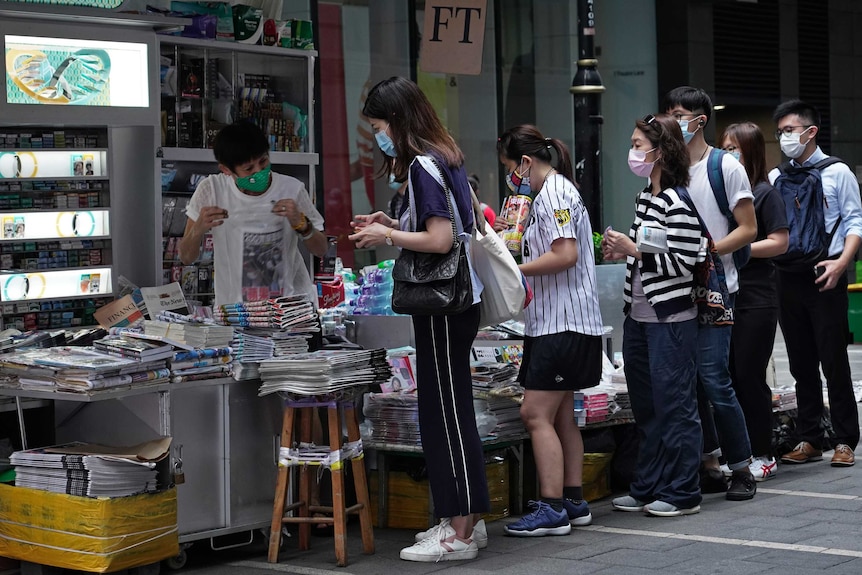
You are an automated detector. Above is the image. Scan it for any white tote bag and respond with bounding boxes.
[472,221,527,328]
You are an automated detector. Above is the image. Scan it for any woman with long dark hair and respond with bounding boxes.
[721,122,788,480]
[349,77,487,563]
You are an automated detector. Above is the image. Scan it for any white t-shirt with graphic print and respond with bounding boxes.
[186,172,324,307]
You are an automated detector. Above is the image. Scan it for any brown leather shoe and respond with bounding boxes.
[831,444,856,467]
[780,441,823,464]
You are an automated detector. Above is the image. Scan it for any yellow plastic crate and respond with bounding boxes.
[0,484,178,573]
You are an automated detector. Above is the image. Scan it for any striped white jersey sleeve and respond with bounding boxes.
[521,174,603,337]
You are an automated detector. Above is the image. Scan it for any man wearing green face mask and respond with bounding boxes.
[180,122,328,307]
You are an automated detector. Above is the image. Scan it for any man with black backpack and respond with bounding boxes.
[768,99,862,468]
[663,87,758,501]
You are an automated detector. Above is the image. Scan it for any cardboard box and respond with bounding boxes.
[0,484,178,573]
[583,452,613,502]
[369,451,510,530]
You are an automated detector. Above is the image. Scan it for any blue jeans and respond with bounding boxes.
[696,293,753,470]
[623,316,702,510]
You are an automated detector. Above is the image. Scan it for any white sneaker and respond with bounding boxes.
[415,518,487,549]
[748,456,778,481]
[400,524,478,562]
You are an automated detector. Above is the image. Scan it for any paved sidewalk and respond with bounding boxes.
[178,445,862,574]
[173,334,862,574]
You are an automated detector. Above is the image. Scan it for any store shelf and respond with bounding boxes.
[160,35,318,58]
[0,3,189,32]
[0,148,109,154]
[0,176,109,183]
[0,382,170,403]
[159,147,319,166]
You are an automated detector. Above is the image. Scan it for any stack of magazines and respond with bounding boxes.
[213,297,318,332]
[0,347,170,392]
[10,438,169,497]
[257,349,390,396]
[93,335,176,362]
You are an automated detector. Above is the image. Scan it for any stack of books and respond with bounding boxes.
[257,349,390,396]
[10,438,169,498]
[0,347,169,391]
[93,335,176,362]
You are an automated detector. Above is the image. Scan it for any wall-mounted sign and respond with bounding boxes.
[5,35,148,107]
[420,0,487,76]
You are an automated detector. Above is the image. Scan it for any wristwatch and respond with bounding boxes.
[385,228,394,246]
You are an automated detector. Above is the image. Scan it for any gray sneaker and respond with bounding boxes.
[612,495,647,512]
[645,500,700,517]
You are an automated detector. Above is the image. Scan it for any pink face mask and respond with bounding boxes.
[628,148,656,178]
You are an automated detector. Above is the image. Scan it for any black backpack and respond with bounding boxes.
[772,157,844,272]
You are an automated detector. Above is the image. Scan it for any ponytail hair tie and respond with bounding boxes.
[545,137,552,149]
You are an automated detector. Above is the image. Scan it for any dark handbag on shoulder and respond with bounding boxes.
[391,158,473,316]
[676,187,734,326]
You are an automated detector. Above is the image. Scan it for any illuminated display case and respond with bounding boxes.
[0,129,114,330]
[157,36,318,306]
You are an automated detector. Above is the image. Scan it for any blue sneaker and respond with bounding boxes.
[562,498,593,526]
[503,500,572,537]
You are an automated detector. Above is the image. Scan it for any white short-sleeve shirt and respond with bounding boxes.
[687,152,754,294]
[186,172,324,307]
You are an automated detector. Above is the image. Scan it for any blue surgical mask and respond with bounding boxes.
[729,150,741,162]
[388,173,402,190]
[375,130,397,158]
[678,118,701,145]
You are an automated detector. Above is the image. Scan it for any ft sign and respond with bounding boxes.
[420,0,487,75]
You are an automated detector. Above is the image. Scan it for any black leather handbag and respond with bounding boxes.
[391,159,473,316]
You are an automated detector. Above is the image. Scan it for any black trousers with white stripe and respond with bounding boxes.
[413,304,490,518]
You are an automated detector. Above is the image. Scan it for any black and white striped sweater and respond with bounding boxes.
[623,186,702,319]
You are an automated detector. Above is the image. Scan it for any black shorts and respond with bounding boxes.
[518,331,602,391]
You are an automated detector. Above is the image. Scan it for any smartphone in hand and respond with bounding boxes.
[814,265,826,279]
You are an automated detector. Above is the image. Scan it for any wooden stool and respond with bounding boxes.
[268,395,374,567]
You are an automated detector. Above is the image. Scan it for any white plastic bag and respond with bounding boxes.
[472,221,527,328]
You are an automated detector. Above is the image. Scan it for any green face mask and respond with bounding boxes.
[234,165,272,194]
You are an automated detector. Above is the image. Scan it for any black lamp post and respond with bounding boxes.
[570,0,605,232]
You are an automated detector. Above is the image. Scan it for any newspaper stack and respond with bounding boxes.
[257,349,390,396]
[230,331,275,362]
[475,396,525,440]
[213,297,318,332]
[143,320,234,348]
[271,331,312,356]
[0,347,169,392]
[10,438,169,498]
[169,347,233,383]
[362,392,421,445]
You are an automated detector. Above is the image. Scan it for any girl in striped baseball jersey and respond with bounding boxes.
[497,125,603,537]
[602,114,704,516]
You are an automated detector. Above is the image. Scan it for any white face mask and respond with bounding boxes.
[779,127,812,159]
